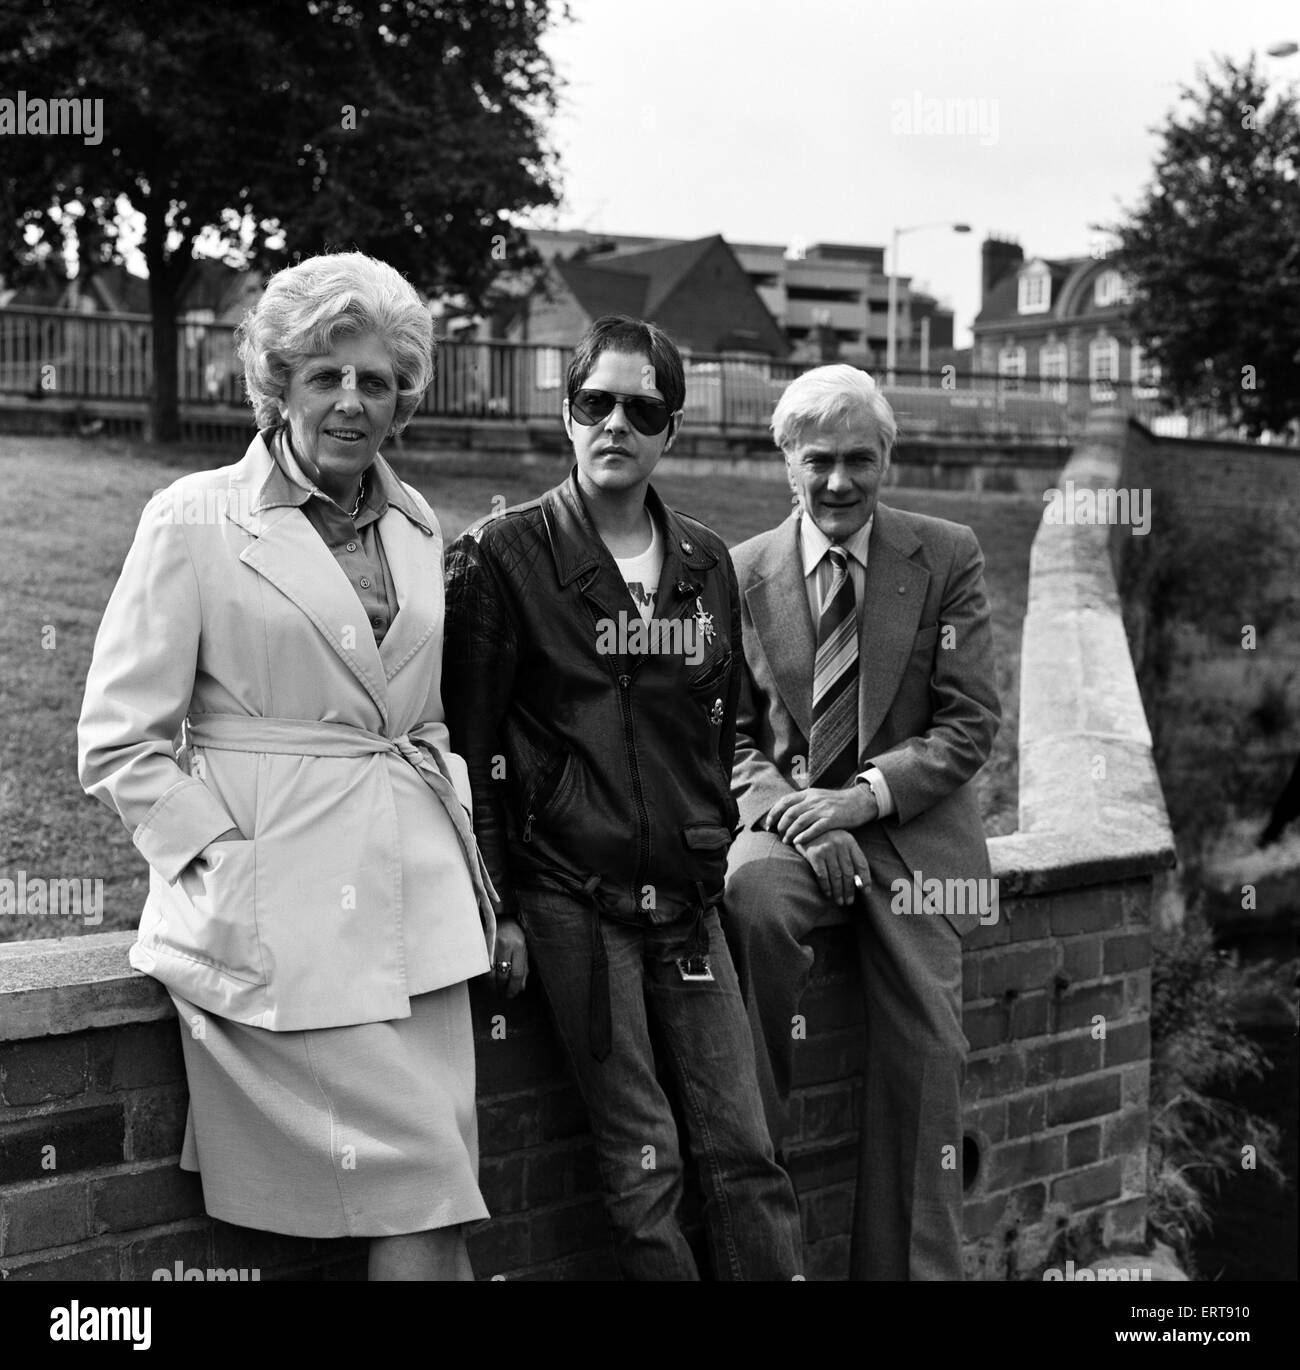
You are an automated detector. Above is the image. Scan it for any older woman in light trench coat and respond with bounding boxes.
[78,252,497,1280]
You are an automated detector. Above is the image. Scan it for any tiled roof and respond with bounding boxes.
[545,233,786,355]
[592,235,722,312]
[554,260,648,318]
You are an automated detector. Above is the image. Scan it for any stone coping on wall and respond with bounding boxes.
[1009,407,1175,894]
[0,834,1133,1045]
[0,934,165,1044]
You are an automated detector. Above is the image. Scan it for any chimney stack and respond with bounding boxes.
[981,236,1024,305]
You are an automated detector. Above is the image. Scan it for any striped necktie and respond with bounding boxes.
[808,545,859,788]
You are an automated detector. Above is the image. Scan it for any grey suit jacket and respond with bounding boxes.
[729,504,1001,933]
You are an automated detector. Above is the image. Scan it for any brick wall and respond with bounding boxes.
[958,877,1153,1277]
[1,861,1160,1282]
[1119,425,1300,539]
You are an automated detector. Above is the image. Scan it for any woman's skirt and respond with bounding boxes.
[170,980,488,1238]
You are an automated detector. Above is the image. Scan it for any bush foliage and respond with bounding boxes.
[1147,900,1293,1270]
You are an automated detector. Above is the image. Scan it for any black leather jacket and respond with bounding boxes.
[443,470,741,924]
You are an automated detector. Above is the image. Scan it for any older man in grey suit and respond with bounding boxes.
[723,365,1000,1280]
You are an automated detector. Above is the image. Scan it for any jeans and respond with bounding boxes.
[517,887,804,1280]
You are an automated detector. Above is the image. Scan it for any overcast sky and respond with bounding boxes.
[535,0,1300,346]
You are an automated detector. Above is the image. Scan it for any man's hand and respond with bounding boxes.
[794,830,871,906]
[490,916,529,999]
[767,784,877,846]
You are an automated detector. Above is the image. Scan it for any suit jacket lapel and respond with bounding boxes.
[857,505,928,753]
[747,515,816,738]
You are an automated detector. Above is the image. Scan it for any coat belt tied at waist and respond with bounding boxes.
[185,713,498,957]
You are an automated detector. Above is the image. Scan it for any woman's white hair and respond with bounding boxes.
[771,364,897,461]
[236,251,434,435]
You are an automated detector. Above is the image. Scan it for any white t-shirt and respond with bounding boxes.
[613,516,664,623]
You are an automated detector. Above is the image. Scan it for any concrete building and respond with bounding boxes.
[727,238,954,366]
[730,239,891,361]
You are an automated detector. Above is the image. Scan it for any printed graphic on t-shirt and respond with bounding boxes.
[626,580,656,611]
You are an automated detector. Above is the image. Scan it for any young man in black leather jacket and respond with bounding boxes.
[443,315,801,1280]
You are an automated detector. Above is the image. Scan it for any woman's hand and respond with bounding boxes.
[190,828,244,872]
[178,829,245,903]
[490,917,529,999]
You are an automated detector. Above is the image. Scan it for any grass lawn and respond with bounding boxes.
[0,433,1040,941]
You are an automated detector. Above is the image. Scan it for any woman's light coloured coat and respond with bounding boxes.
[78,433,494,1031]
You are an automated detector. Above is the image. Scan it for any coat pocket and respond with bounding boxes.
[680,821,734,878]
[681,822,732,853]
[170,838,265,983]
[521,747,576,844]
[687,649,733,732]
[687,649,733,694]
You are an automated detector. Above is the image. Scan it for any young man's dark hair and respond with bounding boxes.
[565,313,687,415]
[443,316,801,1280]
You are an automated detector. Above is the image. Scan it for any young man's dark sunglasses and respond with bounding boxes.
[570,388,673,436]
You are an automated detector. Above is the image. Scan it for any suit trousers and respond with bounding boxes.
[723,823,968,1280]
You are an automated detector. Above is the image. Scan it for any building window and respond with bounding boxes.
[1131,345,1160,399]
[787,286,862,304]
[998,345,1026,392]
[1093,269,1131,307]
[534,346,563,390]
[1039,343,1068,402]
[1018,266,1050,315]
[1089,335,1119,401]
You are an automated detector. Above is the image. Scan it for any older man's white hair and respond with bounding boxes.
[771,364,897,463]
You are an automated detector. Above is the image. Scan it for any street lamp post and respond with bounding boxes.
[886,221,970,385]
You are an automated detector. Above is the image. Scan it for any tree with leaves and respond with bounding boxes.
[1112,55,1300,438]
[0,0,567,440]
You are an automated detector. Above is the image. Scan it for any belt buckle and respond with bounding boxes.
[675,952,715,983]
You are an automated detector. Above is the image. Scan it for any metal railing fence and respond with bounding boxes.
[1,306,1287,445]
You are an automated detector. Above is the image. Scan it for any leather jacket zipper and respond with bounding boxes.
[618,671,650,899]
